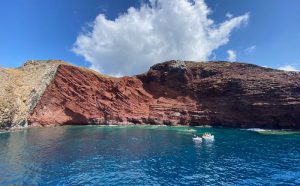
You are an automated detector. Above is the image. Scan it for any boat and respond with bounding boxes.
[202,132,214,141]
[192,136,202,143]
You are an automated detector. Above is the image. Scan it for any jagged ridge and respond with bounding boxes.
[1,60,300,129]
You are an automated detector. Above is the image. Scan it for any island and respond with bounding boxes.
[1,60,300,129]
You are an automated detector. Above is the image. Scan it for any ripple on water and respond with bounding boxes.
[0,126,299,185]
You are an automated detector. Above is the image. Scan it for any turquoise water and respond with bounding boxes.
[0,126,299,185]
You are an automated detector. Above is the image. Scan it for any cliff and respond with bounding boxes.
[0,60,62,128]
[1,60,300,129]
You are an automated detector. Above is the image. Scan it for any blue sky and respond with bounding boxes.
[0,0,300,75]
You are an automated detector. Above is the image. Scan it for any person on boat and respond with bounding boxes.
[202,132,214,140]
[203,132,211,137]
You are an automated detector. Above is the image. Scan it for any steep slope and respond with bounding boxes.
[0,60,62,128]
[139,61,300,128]
[26,60,300,129]
[28,64,198,126]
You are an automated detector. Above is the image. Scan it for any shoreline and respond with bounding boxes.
[1,123,300,133]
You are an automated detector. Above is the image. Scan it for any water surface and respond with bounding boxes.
[0,126,299,185]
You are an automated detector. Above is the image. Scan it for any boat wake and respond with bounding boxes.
[243,128,300,135]
[243,128,271,132]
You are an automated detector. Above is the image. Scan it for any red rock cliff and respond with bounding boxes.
[27,60,300,129]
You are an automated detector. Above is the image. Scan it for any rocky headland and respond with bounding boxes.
[1,60,300,129]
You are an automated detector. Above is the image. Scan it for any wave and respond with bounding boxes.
[243,128,271,132]
[243,128,300,135]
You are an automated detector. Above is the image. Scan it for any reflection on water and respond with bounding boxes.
[0,126,299,185]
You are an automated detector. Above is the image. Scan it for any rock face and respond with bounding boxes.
[1,60,300,129]
[138,61,300,129]
[0,60,62,128]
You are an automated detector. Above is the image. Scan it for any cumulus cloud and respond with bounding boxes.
[279,65,299,71]
[73,0,249,76]
[227,50,236,62]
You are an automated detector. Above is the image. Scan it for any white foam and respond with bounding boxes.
[243,128,271,132]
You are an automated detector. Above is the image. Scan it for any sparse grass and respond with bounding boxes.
[0,59,114,128]
[0,60,61,127]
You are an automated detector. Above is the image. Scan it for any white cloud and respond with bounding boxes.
[278,65,299,71]
[245,45,256,53]
[73,0,249,76]
[225,12,233,19]
[227,50,236,62]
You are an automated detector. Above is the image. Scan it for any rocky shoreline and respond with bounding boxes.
[1,60,300,129]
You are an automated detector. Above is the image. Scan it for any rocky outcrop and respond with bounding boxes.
[138,61,300,128]
[0,60,63,128]
[1,60,300,129]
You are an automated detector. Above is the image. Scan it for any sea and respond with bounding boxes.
[0,125,299,185]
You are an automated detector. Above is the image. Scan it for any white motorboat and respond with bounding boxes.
[202,133,214,141]
[192,136,202,143]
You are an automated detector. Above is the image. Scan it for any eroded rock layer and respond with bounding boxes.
[27,60,300,129]
[0,60,63,128]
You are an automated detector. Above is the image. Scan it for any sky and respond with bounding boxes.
[0,0,300,76]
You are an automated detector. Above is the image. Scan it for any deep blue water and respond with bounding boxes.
[0,126,299,185]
